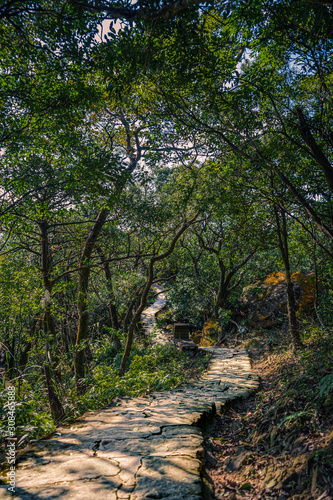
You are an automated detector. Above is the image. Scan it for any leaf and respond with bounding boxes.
[319,374,333,397]
[266,478,277,488]
[277,410,315,430]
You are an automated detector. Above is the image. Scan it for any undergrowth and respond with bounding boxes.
[79,342,211,413]
[0,337,211,464]
[206,326,333,499]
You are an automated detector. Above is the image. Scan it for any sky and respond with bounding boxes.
[96,19,122,43]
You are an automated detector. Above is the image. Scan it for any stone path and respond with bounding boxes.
[0,291,259,499]
[140,285,172,344]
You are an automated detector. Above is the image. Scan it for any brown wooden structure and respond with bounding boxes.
[173,323,190,340]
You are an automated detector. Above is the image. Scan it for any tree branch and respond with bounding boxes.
[68,0,206,22]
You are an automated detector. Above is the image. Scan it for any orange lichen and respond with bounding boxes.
[243,271,316,314]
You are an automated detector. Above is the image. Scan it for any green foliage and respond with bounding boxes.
[253,327,333,440]
[2,0,333,473]
[218,309,233,327]
[168,275,213,327]
[0,383,55,440]
[277,409,317,432]
[319,374,333,398]
[79,342,211,412]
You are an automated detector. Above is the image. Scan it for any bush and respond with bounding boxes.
[80,343,211,412]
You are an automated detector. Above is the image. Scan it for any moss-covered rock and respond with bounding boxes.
[241,271,316,329]
[189,320,222,346]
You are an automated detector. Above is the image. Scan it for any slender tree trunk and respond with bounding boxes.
[97,246,121,351]
[296,108,333,194]
[74,131,142,389]
[313,241,319,312]
[19,342,32,372]
[74,122,143,388]
[20,313,41,372]
[214,287,228,319]
[274,165,333,242]
[8,337,15,378]
[40,221,56,339]
[119,281,154,377]
[214,266,236,319]
[44,365,65,422]
[312,241,325,326]
[119,216,198,376]
[273,207,304,350]
[214,260,226,319]
[213,252,256,319]
[39,220,66,419]
[123,296,140,334]
[75,208,109,391]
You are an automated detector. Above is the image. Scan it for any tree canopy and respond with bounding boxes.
[1,0,333,457]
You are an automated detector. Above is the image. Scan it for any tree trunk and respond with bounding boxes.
[285,266,302,349]
[7,336,15,378]
[213,253,256,319]
[123,297,135,333]
[19,341,32,373]
[96,246,121,351]
[214,260,226,319]
[274,207,304,350]
[214,265,237,319]
[40,220,66,418]
[214,287,228,319]
[40,220,56,340]
[44,364,65,423]
[296,108,333,194]
[119,216,198,376]
[119,276,156,376]
[75,124,143,388]
[75,208,109,391]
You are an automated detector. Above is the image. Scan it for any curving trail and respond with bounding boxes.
[0,290,259,500]
[140,284,171,344]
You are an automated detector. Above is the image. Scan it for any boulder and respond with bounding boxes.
[197,320,222,346]
[177,340,199,356]
[240,270,316,329]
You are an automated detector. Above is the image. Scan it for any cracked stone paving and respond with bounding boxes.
[0,286,259,499]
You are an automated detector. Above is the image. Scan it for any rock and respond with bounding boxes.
[225,452,251,471]
[205,450,217,466]
[173,323,190,340]
[240,271,316,329]
[177,340,198,356]
[200,320,222,346]
[132,456,202,499]
[203,320,220,337]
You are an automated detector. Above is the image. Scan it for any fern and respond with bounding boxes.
[277,410,316,430]
[319,374,333,397]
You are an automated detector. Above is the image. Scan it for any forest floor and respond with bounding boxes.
[204,329,333,500]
